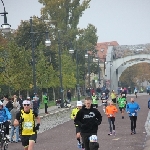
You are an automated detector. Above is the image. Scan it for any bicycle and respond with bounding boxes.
[0,122,9,150]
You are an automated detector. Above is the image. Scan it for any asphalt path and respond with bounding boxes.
[10,94,150,150]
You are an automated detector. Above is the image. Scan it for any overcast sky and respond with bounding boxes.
[0,0,150,45]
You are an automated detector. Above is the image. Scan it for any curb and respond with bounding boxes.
[145,110,150,136]
[143,136,150,150]
[39,105,76,119]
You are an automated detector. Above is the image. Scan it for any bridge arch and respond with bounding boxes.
[105,53,150,92]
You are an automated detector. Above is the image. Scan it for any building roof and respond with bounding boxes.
[95,41,119,61]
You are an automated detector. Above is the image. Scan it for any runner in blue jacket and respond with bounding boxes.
[126,97,140,135]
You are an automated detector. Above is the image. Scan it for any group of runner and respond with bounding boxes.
[71,88,140,150]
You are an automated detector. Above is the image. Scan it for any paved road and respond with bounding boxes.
[10,94,150,150]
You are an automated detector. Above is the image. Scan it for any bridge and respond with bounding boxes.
[103,44,150,92]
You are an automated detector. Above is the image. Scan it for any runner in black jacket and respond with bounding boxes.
[74,97,102,150]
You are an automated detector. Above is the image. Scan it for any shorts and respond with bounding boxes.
[112,98,116,104]
[76,126,80,134]
[21,134,37,147]
[93,104,98,108]
[119,107,125,112]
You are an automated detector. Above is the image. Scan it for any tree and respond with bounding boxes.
[119,62,150,88]
[35,43,59,89]
[0,41,32,92]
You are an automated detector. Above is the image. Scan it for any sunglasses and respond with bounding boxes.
[23,104,30,106]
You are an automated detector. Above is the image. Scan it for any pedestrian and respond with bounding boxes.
[105,101,118,135]
[67,90,71,102]
[71,101,83,149]
[134,88,138,98]
[32,97,40,115]
[74,97,102,150]
[14,100,41,150]
[126,97,140,135]
[42,93,48,114]
[3,95,9,107]
[117,94,126,119]
[18,95,24,110]
[10,101,20,143]
[6,98,13,112]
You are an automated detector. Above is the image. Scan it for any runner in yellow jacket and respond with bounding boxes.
[71,101,83,149]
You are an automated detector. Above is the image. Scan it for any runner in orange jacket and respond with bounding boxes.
[105,101,118,135]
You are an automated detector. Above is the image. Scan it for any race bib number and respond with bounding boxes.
[89,135,98,142]
[23,122,33,129]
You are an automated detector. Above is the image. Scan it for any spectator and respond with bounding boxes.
[32,97,40,115]
[3,95,9,107]
[10,102,20,143]
[67,90,72,102]
[18,95,23,110]
[6,98,13,112]
[42,93,48,114]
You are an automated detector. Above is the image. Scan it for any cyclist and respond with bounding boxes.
[71,101,83,149]
[0,101,11,139]
[117,94,126,119]
[101,93,108,112]
[14,100,41,150]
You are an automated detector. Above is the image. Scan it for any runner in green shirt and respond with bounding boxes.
[92,93,98,108]
[117,95,126,119]
[42,93,48,114]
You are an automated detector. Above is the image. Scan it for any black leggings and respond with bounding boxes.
[81,133,97,150]
[45,103,48,113]
[129,116,137,131]
[108,117,115,132]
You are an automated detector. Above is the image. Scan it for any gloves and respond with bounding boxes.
[35,123,40,130]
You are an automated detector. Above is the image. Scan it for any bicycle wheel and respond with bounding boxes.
[3,141,8,150]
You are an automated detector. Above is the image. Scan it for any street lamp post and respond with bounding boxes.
[85,53,91,87]
[95,58,101,86]
[0,0,11,33]
[69,41,80,101]
[105,61,113,91]
[57,30,64,107]
[30,17,51,95]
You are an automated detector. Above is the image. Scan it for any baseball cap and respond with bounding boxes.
[23,100,31,105]
[77,101,82,106]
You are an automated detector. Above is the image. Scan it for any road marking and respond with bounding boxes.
[112,138,120,140]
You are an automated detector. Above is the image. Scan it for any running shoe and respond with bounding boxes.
[108,132,112,135]
[77,142,82,148]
